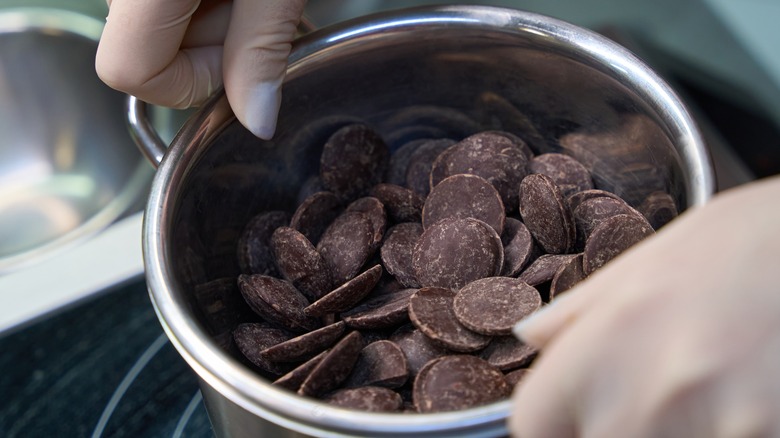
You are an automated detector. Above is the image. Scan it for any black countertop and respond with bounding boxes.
[0,281,213,437]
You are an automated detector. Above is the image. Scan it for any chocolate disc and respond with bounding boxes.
[345,196,387,250]
[340,288,418,330]
[260,321,346,363]
[389,324,450,377]
[518,254,579,287]
[550,253,586,299]
[479,336,537,371]
[317,211,376,286]
[194,277,255,336]
[479,130,536,160]
[428,145,456,193]
[386,138,430,186]
[233,323,295,376]
[423,174,506,235]
[429,131,528,212]
[572,196,648,250]
[638,191,678,230]
[408,287,491,353]
[237,275,320,333]
[370,183,425,223]
[304,265,383,317]
[528,153,594,198]
[500,218,538,277]
[518,173,575,254]
[298,331,364,397]
[290,191,342,245]
[380,223,424,288]
[412,217,503,290]
[343,340,409,389]
[271,227,333,302]
[326,386,403,412]
[453,277,541,336]
[583,214,655,274]
[320,124,389,202]
[236,210,291,276]
[413,355,510,413]
[273,350,328,391]
[404,138,456,196]
[565,188,624,213]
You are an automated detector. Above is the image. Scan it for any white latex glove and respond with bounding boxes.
[95,0,307,139]
[510,175,780,438]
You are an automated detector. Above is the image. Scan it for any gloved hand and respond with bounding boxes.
[95,0,307,140]
[510,175,780,438]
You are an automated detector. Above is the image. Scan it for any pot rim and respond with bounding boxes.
[143,5,714,437]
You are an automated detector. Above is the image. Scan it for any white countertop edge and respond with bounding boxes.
[0,211,145,336]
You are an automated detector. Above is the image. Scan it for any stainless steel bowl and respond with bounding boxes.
[0,8,153,272]
[134,5,714,437]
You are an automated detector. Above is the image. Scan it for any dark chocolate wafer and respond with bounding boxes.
[237,275,320,333]
[638,191,678,230]
[413,355,510,413]
[404,138,456,196]
[429,131,528,212]
[271,227,333,302]
[550,254,586,299]
[518,254,579,287]
[345,197,387,250]
[290,192,342,245]
[236,210,291,276]
[343,340,409,389]
[583,213,654,274]
[317,211,376,286]
[453,277,541,336]
[341,288,417,330]
[260,321,346,363]
[518,173,575,254]
[370,183,425,223]
[390,324,450,377]
[326,386,403,412]
[409,287,491,353]
[423,174,506,235]
[305,265,383,317]
[233,323,295,376]
[412,217,503,290]
[500,218,538,277]
[479,336,537,371]
[320,124,389,202]
[298,331,364,398]
[380,223,423,288]
[273,350,328,391]
[528,153,594,198]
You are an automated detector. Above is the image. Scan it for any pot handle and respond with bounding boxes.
[126,95,166,168]
[125,15,318,169]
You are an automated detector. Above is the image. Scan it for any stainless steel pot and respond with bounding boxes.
[131,5,714,437]
[0,7,153,273]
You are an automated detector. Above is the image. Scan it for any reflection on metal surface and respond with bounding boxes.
[0,8,152,272]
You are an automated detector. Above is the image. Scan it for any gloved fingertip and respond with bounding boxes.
[512,304,555,346]
[512,291,579,348]
[242,79,282,140]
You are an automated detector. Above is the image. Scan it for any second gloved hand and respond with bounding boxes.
[510,175,780,438]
